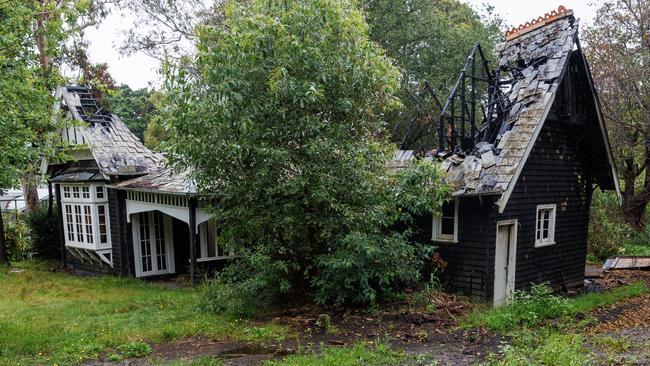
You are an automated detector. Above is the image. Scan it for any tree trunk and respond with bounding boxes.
[21,172,40,213]
[0,210,8,265]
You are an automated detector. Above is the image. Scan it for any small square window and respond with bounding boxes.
[96,186,104,199]
[72,186,80,199]
[535,204,556,247]
[82,186,90,199]
[432,200,458,242]
[63,186,71,198]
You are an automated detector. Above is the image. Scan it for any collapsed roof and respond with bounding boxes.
[58,86,163,176]
[395,6,620,212]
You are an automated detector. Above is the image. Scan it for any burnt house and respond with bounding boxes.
[395,6,620,304]
[45,86,234,280]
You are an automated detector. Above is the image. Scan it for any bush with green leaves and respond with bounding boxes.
[24,206,60,259]
[588,190,633,259]
[166,0,448,309]
[3,218,30,261]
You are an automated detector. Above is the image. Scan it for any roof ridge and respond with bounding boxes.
[505,5,574,41]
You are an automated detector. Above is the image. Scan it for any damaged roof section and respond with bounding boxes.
[59,86,163,176]
[116,168,196,194]
[442,9,579,196]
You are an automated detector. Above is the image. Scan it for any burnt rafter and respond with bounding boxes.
[435,43,521,155]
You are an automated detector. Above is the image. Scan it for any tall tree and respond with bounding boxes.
[364,0,502,150]
[20,0,112,213]
[0,1,57,263]
[119,0,221,60]
[165,0,447,307]
[583,0,650,228]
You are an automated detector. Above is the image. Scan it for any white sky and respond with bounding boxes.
[84,1,599,90]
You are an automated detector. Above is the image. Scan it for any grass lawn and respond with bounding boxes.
[0,261,288,365]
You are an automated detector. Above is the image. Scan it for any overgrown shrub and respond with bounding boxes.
[24,205,60,259]
[588,190,633,259]
[172,0,449,312]
[3,218,30,261]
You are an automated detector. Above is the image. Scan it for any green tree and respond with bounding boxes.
[143,91,169,149]
[364,0,502,149]
[0,1,59,263]
[0,0,105,263]
[583,0,650,228]
[107,85,155,141]
[165,0,447,307]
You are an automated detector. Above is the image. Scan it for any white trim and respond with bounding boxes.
[125,197,212,232]
[534,204,557,247]
[432,199,459,243]
[494,219,518,306]
[60,182,112,251]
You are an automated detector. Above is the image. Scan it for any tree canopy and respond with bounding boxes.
[584,0,650,227]
[164,0,447,307]
[364,0,502,150]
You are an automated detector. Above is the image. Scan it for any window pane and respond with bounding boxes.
[442,201,455,218]
[82,187,90,199]
[441,217,455,235]
[96,186,104,199]
[65,205,74,241]
[154,212,166,270]
[139,212,152,272]
[74,205,83,242]
[63,186,70,198]
[72,187,80,198]
[98,205,107,243]
[84,205,93,243]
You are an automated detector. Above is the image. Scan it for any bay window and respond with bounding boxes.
[60,183,111,250]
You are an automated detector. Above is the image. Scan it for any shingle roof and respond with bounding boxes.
[59,86,164,176]
[116,168,196,194]
[442,11,579,196]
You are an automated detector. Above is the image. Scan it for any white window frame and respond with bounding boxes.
[432,199,459,243]
[198,220,235,261]
[535,204,556,247]
[60,183,111,250]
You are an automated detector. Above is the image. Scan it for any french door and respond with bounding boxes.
[132,211,175,277]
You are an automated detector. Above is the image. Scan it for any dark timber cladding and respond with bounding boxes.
[393,6,622,301]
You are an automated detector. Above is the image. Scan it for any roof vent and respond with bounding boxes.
[505,5,573,41]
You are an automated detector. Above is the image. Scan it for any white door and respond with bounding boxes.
[494,220,517,306]
[133,211,175,277]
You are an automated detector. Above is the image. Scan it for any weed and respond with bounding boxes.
[266,342,406,366]
[118,341,151,358]
[462,282,648,332]
[485,328,592,366]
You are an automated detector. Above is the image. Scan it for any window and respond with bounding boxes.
[98,205,108,244]
[60,183,110,249]
[432,200,458,242]
[65,205,74,241]
[535,204,556,247]
[198,220,235,260]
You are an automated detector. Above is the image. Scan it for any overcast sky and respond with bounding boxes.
[84,1,599,90]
